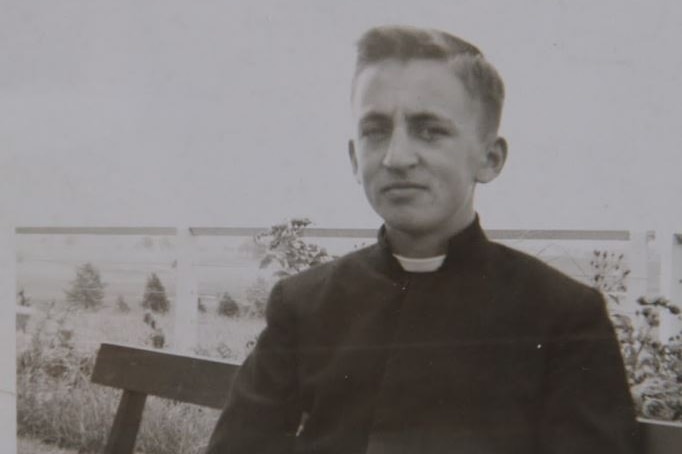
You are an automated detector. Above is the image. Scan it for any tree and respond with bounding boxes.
[245,277,270,318]
[218,292,240,317]
[198,297,207,314]
[255,218,335,278]
[17,288,30,307]
[116,295,130,313]
[141,273,170,313]
[589,250,631,305]
[65,262,106,309]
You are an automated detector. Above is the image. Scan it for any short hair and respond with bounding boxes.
[353,25,505,139]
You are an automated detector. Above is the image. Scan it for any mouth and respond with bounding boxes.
[381,182,427,194]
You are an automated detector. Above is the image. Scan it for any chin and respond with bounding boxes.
[380,212,436,235]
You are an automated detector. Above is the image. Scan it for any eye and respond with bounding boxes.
[413,124,450,142]
[360,123,391,141]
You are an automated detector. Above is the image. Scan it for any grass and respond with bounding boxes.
[17,300,264,454]
[18,437,79,454]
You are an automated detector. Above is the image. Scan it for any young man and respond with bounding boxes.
[207,26,639,454]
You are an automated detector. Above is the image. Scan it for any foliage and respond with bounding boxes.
[143,311,166,349]
[115,295,130,313]
[17,287,31,307]
[17,297,259,453]
[17,302,111,452]
[142,272,170,313]
[589,250,630,305]
[245,277,270,318]
[64,263,106,309]
[17,303,219,454]
[611,296,682,421]
[255,218,335,279]
[217,292,240,318]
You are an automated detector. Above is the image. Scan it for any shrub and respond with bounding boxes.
[142,273,170,313]
[218,292,240,318]
[255,218,335,278]
[64,262,106,309]
[589,250,630,305]
[17,303,113,452]
[17,288,31,307]
[245,277,270,318]
[612,296,682,421]
[116,295,130,313]
[143,311,166,349]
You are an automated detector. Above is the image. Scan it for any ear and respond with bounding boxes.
[348,140,361,184]
[475,137,507,184]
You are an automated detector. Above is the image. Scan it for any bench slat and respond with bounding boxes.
[92,343,240,409]
[639,419,682,454]
[92,343,682,453]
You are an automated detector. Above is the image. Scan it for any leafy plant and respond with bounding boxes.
[17,288,31,307]
[589,250,630,305]
[245,277,270,318]
[64,262,106,309]
[217,292,240,318]
[142,272,170,313]
[198,297,207,314]
[143,311,166,349]
[255,218,335,279]
[116,295,131,313]
[611,296,682,421]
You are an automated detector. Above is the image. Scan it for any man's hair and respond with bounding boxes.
[354,25,505,139]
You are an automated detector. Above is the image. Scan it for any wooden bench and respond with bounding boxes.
[91,343,240,454]
[92,342,682,454]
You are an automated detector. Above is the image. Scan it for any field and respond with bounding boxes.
[16,298,264,454]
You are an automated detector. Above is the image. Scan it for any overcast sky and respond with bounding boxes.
[1,0,681,233]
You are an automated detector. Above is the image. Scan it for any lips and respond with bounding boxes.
[381,182,427,193]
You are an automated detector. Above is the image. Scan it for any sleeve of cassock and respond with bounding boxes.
[206,280,301,454]
[538,286,642,454]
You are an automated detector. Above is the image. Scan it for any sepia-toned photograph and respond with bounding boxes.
[2,1,682,453]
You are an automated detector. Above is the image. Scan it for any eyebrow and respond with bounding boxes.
[408,112,455,128]
[359,112,391,124]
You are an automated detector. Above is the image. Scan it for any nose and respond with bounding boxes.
[382,126,418,170]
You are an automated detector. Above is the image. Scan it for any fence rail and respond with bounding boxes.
[14,225,680,350]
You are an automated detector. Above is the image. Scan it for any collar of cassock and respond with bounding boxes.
[374,215,490,276]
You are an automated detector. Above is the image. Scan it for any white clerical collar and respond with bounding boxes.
[393,254,446,273]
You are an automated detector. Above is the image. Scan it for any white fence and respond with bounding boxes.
[10,225,682,351]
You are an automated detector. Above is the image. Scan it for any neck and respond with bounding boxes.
[385,212,476,258]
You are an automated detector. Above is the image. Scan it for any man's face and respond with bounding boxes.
[350,59,504,238]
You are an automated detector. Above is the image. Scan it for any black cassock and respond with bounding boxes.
[207,218,640,454]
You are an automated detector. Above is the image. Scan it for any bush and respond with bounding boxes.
[218,292,239,318]
[116,295,130,313]
[64,263,106,309]
[142,273,170,313]
[612,296,682,421]
[17,288,31,307]
[245,277,270,318]
[589,250,630,305]
[255,218,335,278]
[143,311,166,349]
[17,303,113,452]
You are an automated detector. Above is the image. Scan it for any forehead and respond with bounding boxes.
[352,59,479,122]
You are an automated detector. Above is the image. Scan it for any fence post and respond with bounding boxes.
[174,227,198,353]
[0,226,17,454]
[626,231,654,315]
[653,230,682,342]
[658,232,682,342]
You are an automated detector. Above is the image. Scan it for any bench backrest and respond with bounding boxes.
[91,343,239,454]
[92,343,681,454]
